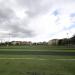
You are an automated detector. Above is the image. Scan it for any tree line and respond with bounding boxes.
[58,35,75,46]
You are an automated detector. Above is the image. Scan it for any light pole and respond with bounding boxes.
[9,33,10,42]
[67,33,70,48]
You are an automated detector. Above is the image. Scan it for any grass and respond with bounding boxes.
[0,45,75,52]
[0,55,75,75]
[0,45,75,75]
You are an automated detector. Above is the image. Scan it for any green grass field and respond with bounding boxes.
[0,45,75,75]
[0,55,75,75]
[0,45,75,51]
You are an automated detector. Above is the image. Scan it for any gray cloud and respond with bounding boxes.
[1,0,75,41]
[70,13,75,17]
[17,0,51,17]
[0,0,35,38]
[7,24,34,38]
[52,10,59,16]
[0,7,14,23]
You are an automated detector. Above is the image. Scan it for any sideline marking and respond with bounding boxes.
[0,58,34,60]
[0,58,75,61]
[0,58,48,60]
[56,59,75,61]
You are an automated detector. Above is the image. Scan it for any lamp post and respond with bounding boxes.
[67,33,70,48]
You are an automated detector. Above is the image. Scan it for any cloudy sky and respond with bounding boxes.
[0,0,75,42]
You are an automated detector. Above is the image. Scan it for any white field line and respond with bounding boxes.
[56,59,75,60]
[0,58,34,60]
[0,58,75,61]
[0,58,48,60]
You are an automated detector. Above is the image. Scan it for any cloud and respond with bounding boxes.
[16,0,75,41]
[0,0,75,42]
[17,0,52,17]
[0,7,14,23]
[70,13,75,17]
[52,10,59,16]
[0,0,35,39]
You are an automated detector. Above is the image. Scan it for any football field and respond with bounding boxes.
[0,46,75,75]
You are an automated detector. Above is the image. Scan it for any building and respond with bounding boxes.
[48,39,59,45]
[11,41,32,45]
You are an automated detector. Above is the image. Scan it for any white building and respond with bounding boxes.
[48,39,59,45]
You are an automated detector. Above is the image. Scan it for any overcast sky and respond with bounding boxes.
[0,0,75,42]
